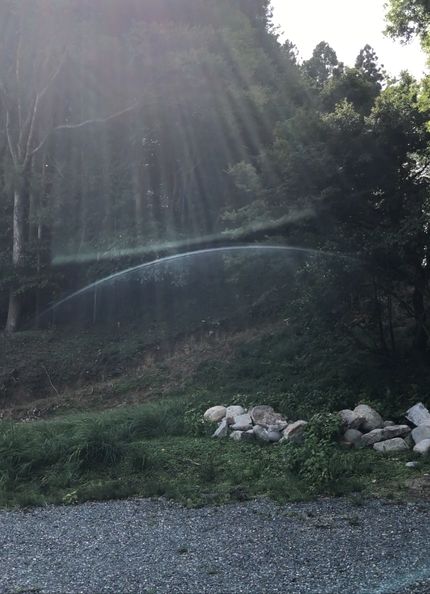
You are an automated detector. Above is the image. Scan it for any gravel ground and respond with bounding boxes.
[0,497,429,594]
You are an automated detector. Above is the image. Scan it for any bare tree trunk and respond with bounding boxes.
[412,272,428,353]
[5,187,27,332]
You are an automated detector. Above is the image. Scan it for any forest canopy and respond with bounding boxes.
[0,0,430,374]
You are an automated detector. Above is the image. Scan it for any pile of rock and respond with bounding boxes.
[203,402,430,457]
[204,404,307,444]
[341,403,430,455]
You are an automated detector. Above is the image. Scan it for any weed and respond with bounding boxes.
[347,515,361,526]
[349,493,365,506]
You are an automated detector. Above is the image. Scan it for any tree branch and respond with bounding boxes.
[28,94,151,160]
[5,111,18,167]
[23,51,67,167]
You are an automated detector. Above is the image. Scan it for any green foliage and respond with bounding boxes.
[282,412,348,494]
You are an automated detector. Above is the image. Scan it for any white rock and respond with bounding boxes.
[411,425,430,445]
[253,425,270,442]
[204,406,226,423]
[384,425,411,438]
[354,404,383,432]
[413,438,430,455]
[282,420,308,444]
[343,429,363,446]
[339,409,364,430]
[359,425,410,448]
[212,419,229,439]
[406,461,420,468]
[405,403,430,427]
[273,420,288,432]
[230,430,247,441]
[360,428,387,447]
[225,406,245,424]
[250,405,285,428]
[373,438,410,452]
[230,413,253,431]
[267,427,282,442]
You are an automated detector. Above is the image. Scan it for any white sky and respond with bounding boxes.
[270,0,428,79]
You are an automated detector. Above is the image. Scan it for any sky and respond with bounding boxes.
[270,0,428,79]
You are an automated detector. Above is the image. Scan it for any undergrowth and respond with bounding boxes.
[0,402,427,510]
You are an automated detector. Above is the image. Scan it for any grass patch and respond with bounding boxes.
[1,398,428,510]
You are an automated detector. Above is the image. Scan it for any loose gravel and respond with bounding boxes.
[0,497,429,594]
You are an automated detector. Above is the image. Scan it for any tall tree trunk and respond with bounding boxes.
[412,271,428,352]
[5,187,27,332]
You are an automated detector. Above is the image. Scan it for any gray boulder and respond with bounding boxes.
[282,420,308,444]
[373,438,409,452]
[411,425,430,445]
[359,425,410,448]
[212,419,229,439]
[413,439,430,455]
[359,428,387,447]
[253,425,270,442]
[354,404,384,432]
[230,413,253,431]
[229,430,254,442]
[267,426,282,442]
[343,429,363,446]
[226,406,246,423]
[204,406,226,423]
[405,403,430,427]
[250,405,285,428]
[339,409,364,430]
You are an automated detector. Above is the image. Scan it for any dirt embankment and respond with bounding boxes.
[0,320,284,422]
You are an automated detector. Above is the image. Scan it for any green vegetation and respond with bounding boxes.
[1,396,429,510]
[1,0,430,510]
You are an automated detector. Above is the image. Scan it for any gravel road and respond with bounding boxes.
[0,497,429,594]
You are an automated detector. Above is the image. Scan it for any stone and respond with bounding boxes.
[343,429,363,446]
[406,461,420,468]
[204,406,226,423]
[282,420,308,444]
[243,429,255,442]
[383,425,411,438]
[225,406,245,423]
[373,438,410,452]
[383,420,395,427]
[267,427,282,442]
[403,433,415,449]
[354,404,384,432]
[411,425,430,445]
[359,428,386,447]
[359,425,410,448]
[229,429,254,442]
[253,425,270,442]
[405,403,430,427]
[273,420,288,432]
[250,405,285,428]
[231,413,253,431]
[229,430,243,441]
[339,409,364,430]
[212,419,229,439]
[413,439,430,455]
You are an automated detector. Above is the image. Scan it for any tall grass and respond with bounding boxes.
[0,399,186,495]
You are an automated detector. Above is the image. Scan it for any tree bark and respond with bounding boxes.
[412,273,428,352]
[5,187,27,332]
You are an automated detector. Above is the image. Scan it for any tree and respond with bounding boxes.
[225,62,430,359]
[0,0,152,330]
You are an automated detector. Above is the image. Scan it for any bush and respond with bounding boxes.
[282,412,351,494]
